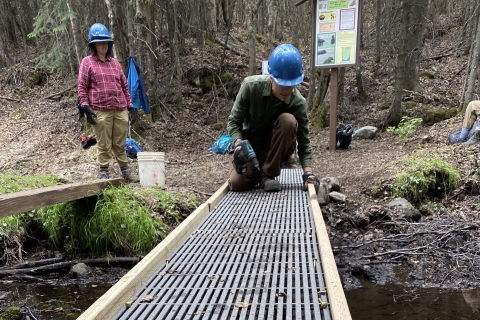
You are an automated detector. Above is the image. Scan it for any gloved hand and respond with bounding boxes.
[77,103,85,121]
[128,107,137,125]
[79,105,97,125]
[302,172,320,193]
[233,139,259,174]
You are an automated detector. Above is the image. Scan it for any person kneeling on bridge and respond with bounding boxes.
[227,43,320,193]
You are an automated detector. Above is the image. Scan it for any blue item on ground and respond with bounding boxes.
[211,134,233,154]
[126,138,142,159]
[126,138,143,152]
[127,56,151,114]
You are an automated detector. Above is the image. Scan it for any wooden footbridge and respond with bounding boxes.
[0,169,351,319]
[79,169,351,320]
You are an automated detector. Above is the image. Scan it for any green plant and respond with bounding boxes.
[0,174,61,261]
[387,116,423,141]
[37,186,168,256]
[0,174,61,194]
[370,186,381,198]
[419,201,445,216]
[392,157,460,203]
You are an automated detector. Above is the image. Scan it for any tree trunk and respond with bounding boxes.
[387,2,408,127]
[127,0,136,58]
[66,0,82,67]
[465,9,480,103]
[104,0,118,59]
[246,0,263,75]
[265,0,276,56]
[403,0,428,91]
[205,0,217,42]
[356,56,367,102]
[174,2,183,106]
[375,0,382,65]
[219,0,236,73]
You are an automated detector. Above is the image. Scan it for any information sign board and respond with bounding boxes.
[315,0,360,68]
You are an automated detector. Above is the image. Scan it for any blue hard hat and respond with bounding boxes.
[88,23,113,56]
[268,44,304,86]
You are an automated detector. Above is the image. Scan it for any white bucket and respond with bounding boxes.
[137,152,165,187]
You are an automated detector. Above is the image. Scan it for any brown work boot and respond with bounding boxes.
[261,173,281,192]
[120,166,140,183]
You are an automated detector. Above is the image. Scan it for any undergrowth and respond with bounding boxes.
[392,157,460,203]
[387,116,423,141]
[0,175,199,262]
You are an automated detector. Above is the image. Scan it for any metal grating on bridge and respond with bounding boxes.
[114,169,331,320]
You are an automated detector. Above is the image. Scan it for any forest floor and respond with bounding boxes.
[1,21,480,313]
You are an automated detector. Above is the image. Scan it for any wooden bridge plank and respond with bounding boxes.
[309,184,352,320]
[0,178,124,218]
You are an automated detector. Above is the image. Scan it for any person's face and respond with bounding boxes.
[270,78,295,102]
[94,41,109,55]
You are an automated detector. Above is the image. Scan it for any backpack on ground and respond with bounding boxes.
[336,124,354,149]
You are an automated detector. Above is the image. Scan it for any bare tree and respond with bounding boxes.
[465,9,480,102]
[246,0,263,75]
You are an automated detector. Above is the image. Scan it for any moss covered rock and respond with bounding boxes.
[0,307,21,320]
[422,107,459,125]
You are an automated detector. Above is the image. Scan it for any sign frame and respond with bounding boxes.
[313,0,362,69]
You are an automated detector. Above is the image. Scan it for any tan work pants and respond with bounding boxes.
[228,113,297,191]
[463,101,480,130]
[92,109,129,168]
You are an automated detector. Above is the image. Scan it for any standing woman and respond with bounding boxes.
[77,23,137,181]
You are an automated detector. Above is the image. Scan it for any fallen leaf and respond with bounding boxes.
[235,302,250,308]
[141,295,156,303]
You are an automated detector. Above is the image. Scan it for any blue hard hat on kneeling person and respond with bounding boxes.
[268,44,304,87]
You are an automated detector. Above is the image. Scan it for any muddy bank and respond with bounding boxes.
[326,198,480,291]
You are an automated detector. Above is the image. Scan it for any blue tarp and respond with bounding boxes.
[127,56,151,114]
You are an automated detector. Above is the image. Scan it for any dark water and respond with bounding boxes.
[346,279,480,320]
[0,281,110,320]
[2,280,480,319]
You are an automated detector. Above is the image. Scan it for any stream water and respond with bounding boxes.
[2,279,480,319]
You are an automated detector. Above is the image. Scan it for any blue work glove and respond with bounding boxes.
[79,105,97,125]
[302,172,320,193]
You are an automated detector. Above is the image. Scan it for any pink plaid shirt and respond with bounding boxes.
[77,55,132,111]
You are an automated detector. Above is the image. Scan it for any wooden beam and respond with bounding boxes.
[295,0,309,6]
[77,181,230,320]
[309,184,352,320]
[0,178,124,218]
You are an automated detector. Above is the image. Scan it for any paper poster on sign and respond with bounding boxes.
[315,0,360,68]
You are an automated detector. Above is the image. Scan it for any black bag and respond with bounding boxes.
[336,124,354,149]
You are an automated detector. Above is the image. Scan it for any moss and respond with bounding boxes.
[406,101,417,109]
[0,307,21,320]
[419,71,435,79]
[422,107,458,125]
[25,72,46,87]
[310,99,328,130]
[211,122,225,131]
[378,102,391,110]
[11,109,27,121]
[255,34,266,45]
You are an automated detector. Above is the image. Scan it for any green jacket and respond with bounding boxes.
[227,75,313,168]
